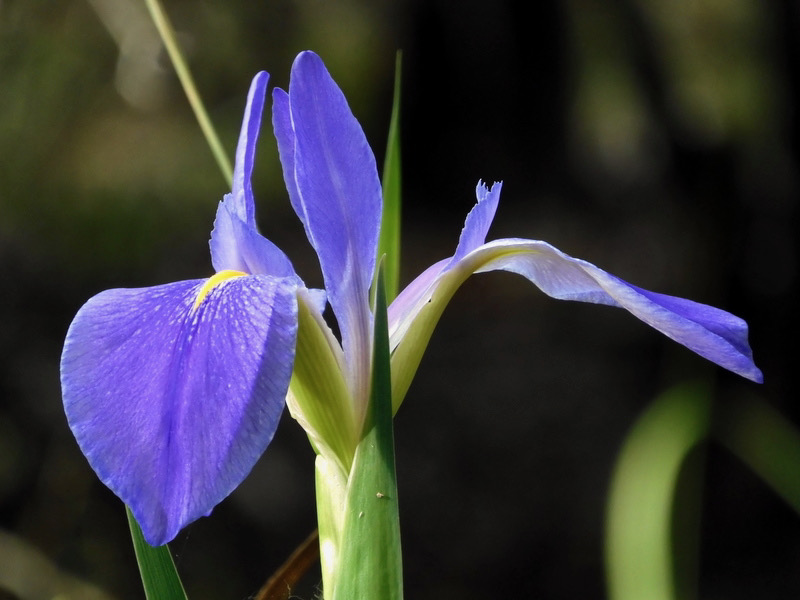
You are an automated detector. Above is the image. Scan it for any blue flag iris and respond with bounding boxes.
[60,51,761,548]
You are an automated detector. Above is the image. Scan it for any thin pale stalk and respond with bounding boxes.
[143,0,233,186]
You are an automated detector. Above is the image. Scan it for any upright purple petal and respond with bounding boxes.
[272,88,302,219]
[451,181,502,264]
[273,51,381,412]
[231,71,269,226]
[61,275,298,545]
[210,71,294,278]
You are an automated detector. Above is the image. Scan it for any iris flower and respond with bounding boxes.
[60,51,761,549]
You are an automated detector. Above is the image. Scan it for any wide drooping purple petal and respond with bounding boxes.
[472,239,763,381]
[389,182,761,406]
[211,72,294,278]
[273,51,381,412]
[61,274,298,545]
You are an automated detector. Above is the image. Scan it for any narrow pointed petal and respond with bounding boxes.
[272,88,302,219]
[61,275,298,546]
[231,71,269,226]
[390,238,762,407]
[210,71,294,278]
[273,51,381,412]
[451,181,502,264]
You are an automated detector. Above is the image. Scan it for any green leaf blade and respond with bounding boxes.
[379,52,403,302]
[332,265,403,600]
[126,506,189,600]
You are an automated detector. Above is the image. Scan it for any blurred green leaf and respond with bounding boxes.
[717,396,800,515]
[605,383,710,600]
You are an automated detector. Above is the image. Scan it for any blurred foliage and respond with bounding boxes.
[605,384,711,600]
[1,1,797,599]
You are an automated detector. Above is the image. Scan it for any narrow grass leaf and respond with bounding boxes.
[332,264,403,600]
[126,505,188,600]
[144,0,233,186]
[379,52,403,302]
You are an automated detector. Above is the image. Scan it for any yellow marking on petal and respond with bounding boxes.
[192,269,247,312]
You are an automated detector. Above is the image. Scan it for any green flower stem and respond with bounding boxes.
[143,0,233,186]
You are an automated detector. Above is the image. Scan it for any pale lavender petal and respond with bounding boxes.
[273,51,380,410]
[451,181,502,264]
[391,238,762,401]
[61,275,298,545]
[388,257,450,344]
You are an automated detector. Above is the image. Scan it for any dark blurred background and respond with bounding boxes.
[1,0,798,598]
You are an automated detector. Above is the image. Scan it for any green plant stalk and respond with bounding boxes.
[143,0,233,186]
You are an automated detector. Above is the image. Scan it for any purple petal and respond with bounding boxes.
[61,275,298,545]
[273,51,381,409]
[391,238,762,395]
[451,181,502,264]
[210,199,295,277]
[272,88,302,221]
[231,71,269,226]
[210,71,294,278]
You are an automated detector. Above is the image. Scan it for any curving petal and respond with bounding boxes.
[451,181,502,264]
[273,51,381,415]
[473,240,762,382]
[390,184,762,407]
[210,199,295,277]
[390,238,762,407]
[61,275,298,545]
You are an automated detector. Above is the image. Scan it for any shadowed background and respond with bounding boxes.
[1,0,797,598]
